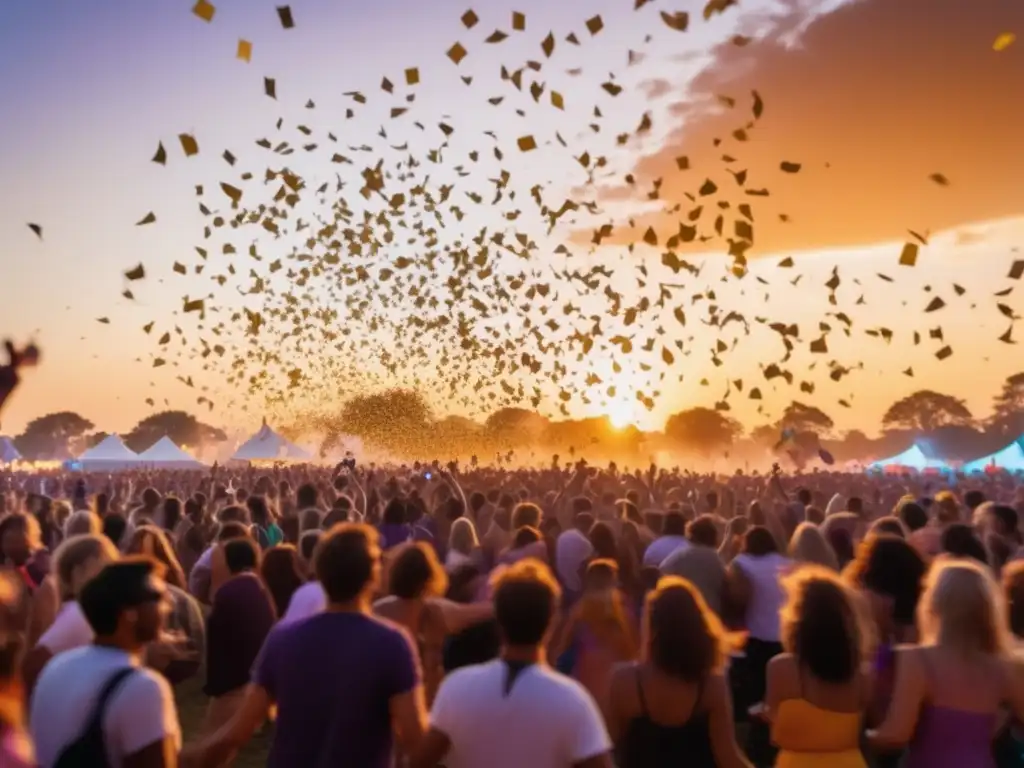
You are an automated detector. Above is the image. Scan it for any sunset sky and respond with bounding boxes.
[0,0,1022,439]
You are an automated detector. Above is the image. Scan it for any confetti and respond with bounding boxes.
[192,0,215,22]
[994,33,1016,52]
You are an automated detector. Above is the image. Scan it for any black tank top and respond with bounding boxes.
[618,667,716,768]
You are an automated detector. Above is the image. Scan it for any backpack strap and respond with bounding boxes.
[86,668,136,731]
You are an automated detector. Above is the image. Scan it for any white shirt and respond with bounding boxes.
[37,601,93,655]
[430,660,611,768]
[555,530,594,592]
[733,552,790,641]
[30,646,180,768]
[643,535,689,567]
[278,581,326,626]
[446,550,474,571]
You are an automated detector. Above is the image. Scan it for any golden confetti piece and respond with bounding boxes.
[780,161,801,173]
[447,42,468,64]
[220,182,243,203]
[1009,260,1024,280]
[994,33,1016,52]
[237,39,252,62]
[541,32,555,57]
[929,172,950,185]
[405,67,420,86]
[512,11,525,30]
[264,77,277,98]
[276,5,294,28]
[550,91,564,109]
[178,133,199,156]
[153,358,166,368]
[125,264,145,281]
[703,0,738,19]
[517,135,537,151]
[485,29,508,43]
[586,15,604,34]
[461,9,478,28]
[660,11,689,31]
[151,142,166,165]
[136,212,157,226]
[899,242,919,267]
[97,318,110,324]
[192,0,215,22]
[27,223,42,239]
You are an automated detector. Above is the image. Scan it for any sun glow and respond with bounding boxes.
[607,400,636,430]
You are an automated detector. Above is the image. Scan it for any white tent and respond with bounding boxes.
[137,436,206,470]
[231,420,312,462]
[0,437,21,464]
[963,437,1024,473]
[77,434,141,471]
[868,443,950,472]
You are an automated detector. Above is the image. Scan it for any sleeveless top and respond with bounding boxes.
[906,707,997,768]
[617,667,715,768]
[905,655,998,768]
[773,672,866,768]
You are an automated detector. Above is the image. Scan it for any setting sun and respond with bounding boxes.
[608,400,636,430]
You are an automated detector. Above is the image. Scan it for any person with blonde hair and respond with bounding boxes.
[788,523,839,571]
[62,509,101,540]
[551,559,637,718]
[766,565,873,767]
[606,575,749,767]
[446,518,479,571]
[21,535,118,694]
[869,559,1024,766]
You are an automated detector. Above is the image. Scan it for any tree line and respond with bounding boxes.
[6,372,1024,464]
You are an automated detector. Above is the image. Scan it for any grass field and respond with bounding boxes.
[175,678,271,767]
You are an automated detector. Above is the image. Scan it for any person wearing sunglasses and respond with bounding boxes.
[29,557,182,768]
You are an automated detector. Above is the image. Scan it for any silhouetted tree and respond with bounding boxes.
[990,372,1024,437]
[778,401,834,435]
[882,390,973,433]
[665,407,742,455]
[749,424,779,447]
[124,410,227,453]
[14,411,94,460]
[485,408,549,446]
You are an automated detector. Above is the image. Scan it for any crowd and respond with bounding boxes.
[0,459,1022,767]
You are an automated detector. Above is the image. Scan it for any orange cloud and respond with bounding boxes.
[579,0,1024,256]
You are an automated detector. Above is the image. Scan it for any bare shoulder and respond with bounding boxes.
[702,668,730,702]
[766,652,797,679]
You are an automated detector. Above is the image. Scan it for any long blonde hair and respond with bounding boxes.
[448,518,478,555]
[53,535,118,601]
[789,523,839,571]
[918,558,1012,656]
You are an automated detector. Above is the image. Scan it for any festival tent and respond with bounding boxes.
[962,437,1024,473]
[868,443,952,473]
[231,420,312,463]
[0,437,21,464]
[137,436,207,470]
[76,434,141,471]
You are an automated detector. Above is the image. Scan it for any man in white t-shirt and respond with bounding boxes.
[30,558,181,768]
[410,559,612,768]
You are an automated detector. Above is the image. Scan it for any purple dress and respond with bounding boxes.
[905,706,997,768]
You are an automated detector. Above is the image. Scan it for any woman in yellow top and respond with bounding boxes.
[764,564,874,768]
